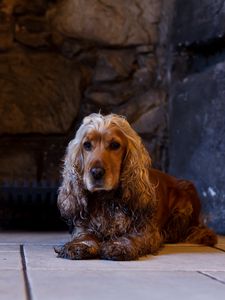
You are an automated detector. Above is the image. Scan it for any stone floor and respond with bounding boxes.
[0,232,225,300]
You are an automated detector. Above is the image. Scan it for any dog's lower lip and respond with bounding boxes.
[90,184,112,192]
[94,187,106,191]
[92,185,105,191]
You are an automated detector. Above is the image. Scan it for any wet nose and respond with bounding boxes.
[90,167,105,180]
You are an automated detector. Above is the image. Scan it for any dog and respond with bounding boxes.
[55,113,217,260]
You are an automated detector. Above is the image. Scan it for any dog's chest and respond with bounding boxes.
[88,205,132,239]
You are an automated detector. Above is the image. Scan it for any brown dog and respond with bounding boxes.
[55,113,217,260]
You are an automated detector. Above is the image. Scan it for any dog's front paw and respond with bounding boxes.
[55,239,100,260]
[100,238,138,261]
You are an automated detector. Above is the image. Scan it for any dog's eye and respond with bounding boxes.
[109,141,121,150]
[83,141,92,151]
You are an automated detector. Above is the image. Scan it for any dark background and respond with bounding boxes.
[0,0,224,233]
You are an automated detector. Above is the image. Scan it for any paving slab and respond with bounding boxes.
[24,244,225,272]
[0,231,69,245]
[200,271,225,284]
[118,245,225,271]
[0,245,20,252]
[0,232,224,300]
[0,250,22,270]
[24,245,123,271]
[28,270,225,300]
[0,270,26,300]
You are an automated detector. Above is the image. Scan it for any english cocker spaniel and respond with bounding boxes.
[55,113,217,260]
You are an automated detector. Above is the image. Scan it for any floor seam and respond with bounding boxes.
[197,271,225,286]
[20,245,33,300]
[214,246,225,253]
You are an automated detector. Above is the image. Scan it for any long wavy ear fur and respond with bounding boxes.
[57,135,87,220]
[57,113,110,220]
[57,113,109,220]
[119,122,157,211]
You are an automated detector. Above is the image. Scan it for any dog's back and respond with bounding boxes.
[149,169,217,245]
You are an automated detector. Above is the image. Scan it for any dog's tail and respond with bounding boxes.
[185,225,218,246]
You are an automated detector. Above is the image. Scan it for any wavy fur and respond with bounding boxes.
[58,113,156,217]
[56,113,217,261]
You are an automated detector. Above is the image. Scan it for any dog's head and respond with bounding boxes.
[58,113,156,218]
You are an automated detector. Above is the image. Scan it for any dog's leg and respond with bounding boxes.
[162,180,217,246]
[55,233,100,260]
[100,224,162,261]
[162,202,195,243]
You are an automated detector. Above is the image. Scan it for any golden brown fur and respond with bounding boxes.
[55,113,217,261]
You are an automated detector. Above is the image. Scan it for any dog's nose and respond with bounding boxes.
[90,167,105,180]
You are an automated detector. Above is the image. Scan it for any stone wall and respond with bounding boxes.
[1,0,224,234]
[0,0,172,184]
[169,0,225,234]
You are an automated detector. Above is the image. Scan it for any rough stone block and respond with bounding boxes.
[49,0,162,46]
[93,49,135,82]
[0,49,81,134]
[169,61,225,234]
[132,106,167,136]
[0,11,14,51]
[173,0,225,45]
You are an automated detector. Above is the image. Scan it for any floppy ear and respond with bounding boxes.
[120,136,157,211]
[58,113,105,220]
[57,139,87,220]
